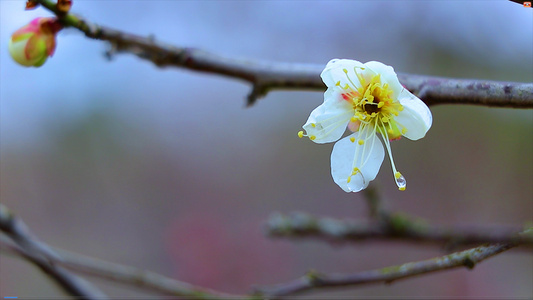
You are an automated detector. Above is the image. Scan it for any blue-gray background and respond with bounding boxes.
[1,1,532,298]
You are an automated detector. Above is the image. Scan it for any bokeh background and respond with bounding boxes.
[1,1,532,298]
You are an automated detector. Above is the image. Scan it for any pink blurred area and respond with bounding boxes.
[1,1,532,298]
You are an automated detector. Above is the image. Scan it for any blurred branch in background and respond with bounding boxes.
[0,204,244,300]
[266,212,533,249]
[264,187,533,249]
[255,243,516,298]
[2,203,529,300]
[35,0,533,107]
[0,204,108,299]
[262,187,532,297]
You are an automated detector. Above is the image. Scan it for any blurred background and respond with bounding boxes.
[1,1,532,298]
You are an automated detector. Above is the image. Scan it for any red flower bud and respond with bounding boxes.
[8,17,62,67]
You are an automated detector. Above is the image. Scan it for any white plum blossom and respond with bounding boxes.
[298,59,432,192]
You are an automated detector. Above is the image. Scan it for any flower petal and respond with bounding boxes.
[363,61,403,99]
[24,35,44,60]
[331,130,385,192]
[321,58,366,90]
[302,90,352,143]
[8,39,29,66]
[395,89,433,140]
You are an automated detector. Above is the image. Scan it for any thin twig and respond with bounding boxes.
[266,212,533,248]
[508,0,531,6]
[0,205,247,300]
[0,204,108,299]
[255,243,515,298]
[362,185,387,221]
[47,247,246,299]
[35,0,533,107]
[1,240,247,299]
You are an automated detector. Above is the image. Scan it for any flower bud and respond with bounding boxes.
[8,17,62,67]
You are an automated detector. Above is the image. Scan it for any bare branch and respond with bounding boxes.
[266,212,533,248]
[2,203,529,299]
[0,204,247,300]
[255,243,515,298]
[0,204,108,299]
[42,247,245,299]
[34,0,533,107]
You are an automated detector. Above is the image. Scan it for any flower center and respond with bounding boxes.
[339,70,405,140]
[363,102,380,114]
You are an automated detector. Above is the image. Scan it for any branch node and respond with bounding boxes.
[304,269,324,285]
[104,42,117,61]
[247,83,269,107]
[462,255,476,270]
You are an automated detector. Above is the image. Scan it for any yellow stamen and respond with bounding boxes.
[310,135,316,141]
[350,137,355,143]
[298,131,304,138]
[311,123,316,128]
[358,139,364,145]
[352,167,360,175]
[356,72,366,87]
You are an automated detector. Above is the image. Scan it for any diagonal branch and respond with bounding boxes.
[266,212,533,248]
[0,239,246,300]
[0,204,108,299]
[34,0,533,107]
[0,204,246,300]
[255,243,515,298]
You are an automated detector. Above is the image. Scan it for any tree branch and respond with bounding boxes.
[266,212,533,249]
[34,0,533,107]
[255,243,515,298]
[0,204,108,299]
[2,203,530,299]
[0,204,246,300]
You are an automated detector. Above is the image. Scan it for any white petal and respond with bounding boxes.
[363,61,403,99]
[303,90,352,143]
[321,59,366,89]
[331,131,385,192]
[395,89,433,140]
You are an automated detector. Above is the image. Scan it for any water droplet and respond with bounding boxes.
[395,174,406,189]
